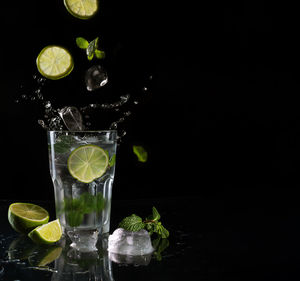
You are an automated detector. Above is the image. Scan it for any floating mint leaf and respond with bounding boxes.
[119,214,145,232]
[95,49,105,59]
[76,37,89,49]
[86,37,99,58]
[133,145,148,162]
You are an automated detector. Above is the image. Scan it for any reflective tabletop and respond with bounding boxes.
[1,195,299,280]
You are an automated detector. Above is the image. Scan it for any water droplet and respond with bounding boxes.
[110,122,118,129]
[35,88,41,94]
[143,87,148,92]
[21,94,28,99]
[15,99,19,103]
[149,75,153,80]
[31,96,36,100]
[134,100,139,105]
[38,120,46,128]
[33,74,37,80]
[45,101,51,108]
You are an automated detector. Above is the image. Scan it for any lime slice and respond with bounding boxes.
[36,45,74,80]
[67,144,109,183]
[8,203,49,234]
[64,0,99,19]
[28,219,62,245]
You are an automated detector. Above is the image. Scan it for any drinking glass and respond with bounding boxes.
[48,131,117,252]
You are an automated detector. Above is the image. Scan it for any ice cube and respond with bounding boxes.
[107,228,154,256]
[58,106,84,131]
[85,65,108,91]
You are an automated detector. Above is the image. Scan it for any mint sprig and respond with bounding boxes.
[76,36,105,60]
[118,207,169,238]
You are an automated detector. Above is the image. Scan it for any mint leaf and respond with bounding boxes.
[76,37,89,49]
[153,237,169,261]
[109,154,116,167]
[96,192,106,212]
[133,145,148,162]
[95,49,105,59]
[119,214,145,231]
[158,224,169,238]
[151,206,160,221]
[86,37,99,58]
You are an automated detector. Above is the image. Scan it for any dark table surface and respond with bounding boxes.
[0,194,300,280]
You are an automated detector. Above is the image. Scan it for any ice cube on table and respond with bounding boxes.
[58,106,84,131]
[85,65,108,91]
[108,228,154,256]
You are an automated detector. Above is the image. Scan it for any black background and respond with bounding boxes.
[0,1,299,204]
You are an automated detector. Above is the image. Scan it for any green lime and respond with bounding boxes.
[67,144,109,183]
[28,219,62,245]
[64,0,99,19]
[8,203,49,234]
[36,45,74,80]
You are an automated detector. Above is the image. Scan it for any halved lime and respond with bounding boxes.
[8,203,49,234]
[28,219,62,245]
[67,144,109,183]
[36,45,74,80]
[64,0,99,20]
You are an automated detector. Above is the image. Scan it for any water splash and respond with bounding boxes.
[16,71,153,143]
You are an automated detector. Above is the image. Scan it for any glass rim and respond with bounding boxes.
[47,130,118,133]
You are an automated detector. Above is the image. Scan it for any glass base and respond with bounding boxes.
[67,229,99,252]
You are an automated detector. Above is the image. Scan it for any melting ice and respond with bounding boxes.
[108,228,154,256]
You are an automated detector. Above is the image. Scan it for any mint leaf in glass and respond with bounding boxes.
[133,145,148,162]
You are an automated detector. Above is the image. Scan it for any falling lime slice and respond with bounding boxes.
[36,45,74,80]
[8,203,49,234]
[67,144,109,183]
[28,219,62,245]
[64,0,99,20]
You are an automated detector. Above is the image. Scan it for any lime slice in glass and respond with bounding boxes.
[67,144,109,183]
[28,219,62,245]
[36,45,74,80]
[64,0,99,20]
[8,203,49,234]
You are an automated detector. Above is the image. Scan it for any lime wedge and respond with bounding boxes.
[28,219,62,245]
[64,0,99,19]
[8,203,49,234]
[36,45,74,80]
[67,144,109,183]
